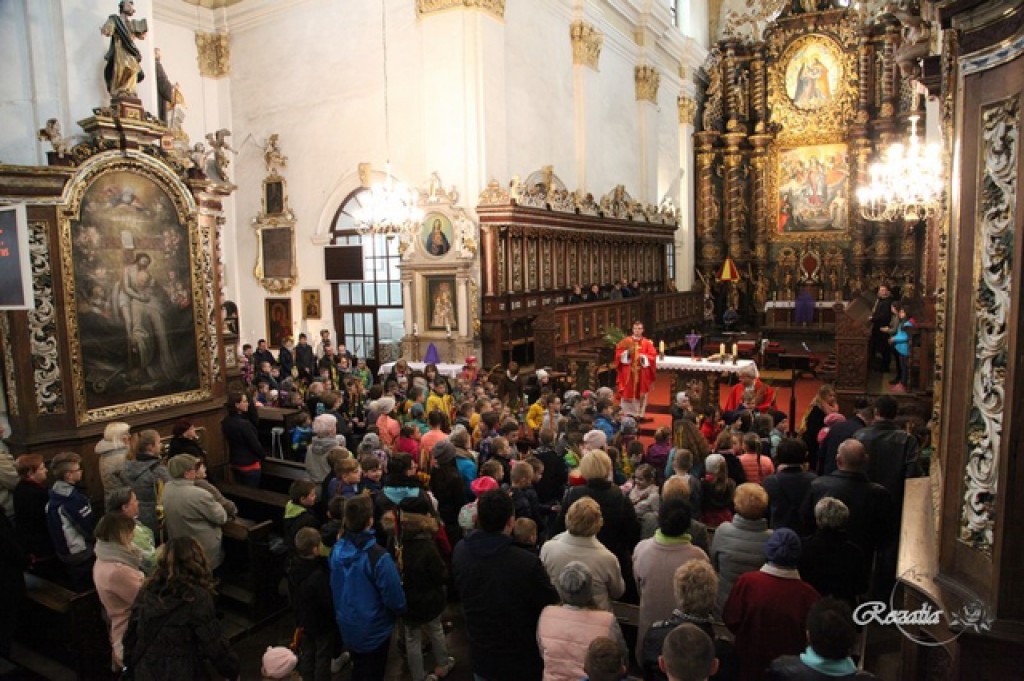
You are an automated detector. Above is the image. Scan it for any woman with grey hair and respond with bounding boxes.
[307,413,339,492]
[799,496,867,606]
[96,422,132,503]
[536,561,627,681]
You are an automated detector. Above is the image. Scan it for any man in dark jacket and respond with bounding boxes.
[868,284,894,371]
[295,333,316,380]
[800,440,895,597]
[220,391,266,487]
[288,527,339,681]
[854,395,923,522]
[854,395,922,599]
[762,438,816,534]
[453,490,559,681]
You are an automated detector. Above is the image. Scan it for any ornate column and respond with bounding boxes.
[570,20,603,193]
[721,131,747,262]
[694,130,721,280]
[635,64,660,204]
[677,94,697,291]
[750,44,767,130]
[748,133,771,271]
[848,27,875,288]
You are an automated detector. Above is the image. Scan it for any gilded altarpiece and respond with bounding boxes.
[695,5,925,314]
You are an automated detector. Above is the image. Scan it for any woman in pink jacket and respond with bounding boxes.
[92,511,145,669]
[536,561,627,681]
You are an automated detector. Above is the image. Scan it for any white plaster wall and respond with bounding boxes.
[0,0,157,164]
[504,1,577,188]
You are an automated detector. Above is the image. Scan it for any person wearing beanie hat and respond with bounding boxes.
[167,454,199,479]
[375,396,401,449]
[430,439,466,544]
[161,454,228,569]
[261,645,298,679]
[537,561,627,681]
[723,527,821,681]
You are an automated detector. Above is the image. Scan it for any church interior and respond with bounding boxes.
[0,0,1021,679]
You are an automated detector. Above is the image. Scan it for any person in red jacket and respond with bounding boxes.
[723,528,820,681]
[615,321,657,418]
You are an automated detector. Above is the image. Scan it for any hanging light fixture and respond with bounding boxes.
[352,1,424,238]
[856,113,943,222]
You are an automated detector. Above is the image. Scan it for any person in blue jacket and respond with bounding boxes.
[329,495,406,681]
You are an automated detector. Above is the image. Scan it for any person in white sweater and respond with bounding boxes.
[540,497,625,612]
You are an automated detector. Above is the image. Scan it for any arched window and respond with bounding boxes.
[328,188,405,368]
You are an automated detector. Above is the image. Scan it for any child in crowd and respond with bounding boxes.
[287,527,338,681]
[490,436,514,485]
[645,427,672,484]
[887,301,916,392]
[513,517,539,554]
[700,453,735,529]
[510,462,542,528]
[320,494,345,549]
[700,405,722,444]
[625,464,661,530]
[324,447,351,500]
[359,455,383,496]
[457,475,500,533]
[817,412,846,448]
[336,459,364,499]
[290,412,313,462]
[396,425,420,459]
[738,432,775,485]
[283,480,324,556]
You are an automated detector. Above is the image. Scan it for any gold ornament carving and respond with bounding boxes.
[635,65,660,103]
[678,96,697,125]
[416,0,505,20]
[570,21,603,69]
[766,29,859,144]
[195,31,230,78]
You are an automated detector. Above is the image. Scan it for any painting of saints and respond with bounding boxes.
[427,278,457,331]
[793,57,831,108]
[777,143,849,233]
[784,40,840,111]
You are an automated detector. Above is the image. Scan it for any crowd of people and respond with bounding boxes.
[0,325,930,680]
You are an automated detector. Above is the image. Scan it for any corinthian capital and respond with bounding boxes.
[635,65,660,103]
[570,20,603,70]
[678,95,697,125]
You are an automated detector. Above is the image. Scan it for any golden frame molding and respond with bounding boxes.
[57,152,213,424]
[766,32,859,144]
[416,0,505,20]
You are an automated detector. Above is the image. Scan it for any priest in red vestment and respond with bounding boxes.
[615,321,657,417]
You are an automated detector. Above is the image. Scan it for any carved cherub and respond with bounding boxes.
[262,133,287,174]
[37,118,71,158]
[188,142,209,174]
[205,129,236,182]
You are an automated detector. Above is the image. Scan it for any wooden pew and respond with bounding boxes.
[217,482,288,525]
[219,517,288,626]
[19,572,110,677]
[260,458,312,495]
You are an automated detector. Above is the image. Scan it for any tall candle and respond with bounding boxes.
[659,340,665,355]
[720,343,726,357]
[732,343,738,357]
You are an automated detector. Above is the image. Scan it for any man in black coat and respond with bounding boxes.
[762,438,816,534]
[800,439,895,596]
[294,333,316,381]
[854,395,923,522]
[453,490,559,681]
[868,284,894,371]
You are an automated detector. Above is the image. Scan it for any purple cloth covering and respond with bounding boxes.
[794,292,816,324]
[423,343,441,364]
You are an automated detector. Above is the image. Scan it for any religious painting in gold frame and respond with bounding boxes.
[773,142,851,239]
[59,154,213,424]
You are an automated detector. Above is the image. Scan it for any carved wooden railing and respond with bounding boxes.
[834,302,870,393]
[533,292,702,388]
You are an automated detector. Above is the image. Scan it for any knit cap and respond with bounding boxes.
[167,454,198,479]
